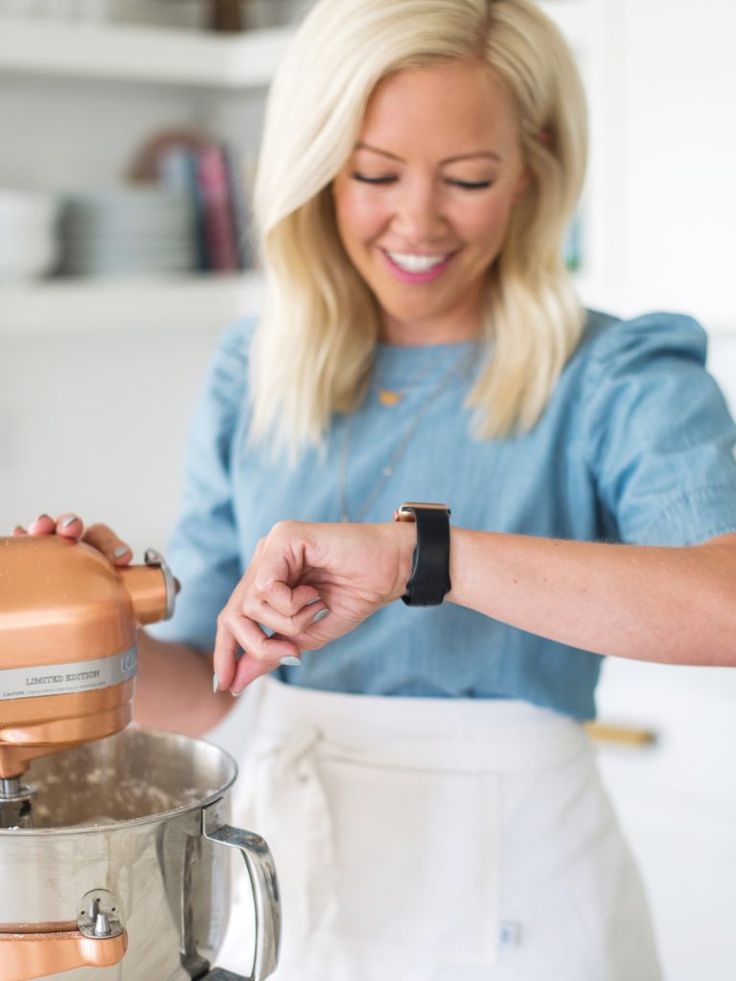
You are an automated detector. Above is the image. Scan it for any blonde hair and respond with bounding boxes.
[249,0,588,459]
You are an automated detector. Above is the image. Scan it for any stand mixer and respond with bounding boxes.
[0,534,175,826]
[0,535,280,981]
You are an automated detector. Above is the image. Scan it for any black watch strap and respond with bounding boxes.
[394,503,451,606]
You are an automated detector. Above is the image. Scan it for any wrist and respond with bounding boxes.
[445,525,464,605]
[386,520,418,603]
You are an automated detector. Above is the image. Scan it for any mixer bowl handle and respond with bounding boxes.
[203,802,281,981]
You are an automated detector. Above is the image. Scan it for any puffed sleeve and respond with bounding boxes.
[582,312,736,545]
[148,317,255,653]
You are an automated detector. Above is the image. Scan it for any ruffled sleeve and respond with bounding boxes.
[582,312,736,545]
[149,317,255,653]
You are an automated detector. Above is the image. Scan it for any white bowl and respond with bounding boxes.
[0,189,60,225]
[0,240,59,279]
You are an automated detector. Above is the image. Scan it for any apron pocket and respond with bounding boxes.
[316,750,500,969]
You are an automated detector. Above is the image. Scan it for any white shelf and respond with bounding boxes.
[2,272,731,339]
[0,272,264,335]
[0,18,291,88]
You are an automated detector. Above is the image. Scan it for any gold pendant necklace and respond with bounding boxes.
[374,348,468,408]
[339,349,473,522]
[377,388,403,407]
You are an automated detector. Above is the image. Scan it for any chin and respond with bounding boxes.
[380,299,440,323]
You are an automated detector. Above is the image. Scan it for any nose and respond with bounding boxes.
[391,176,447,244]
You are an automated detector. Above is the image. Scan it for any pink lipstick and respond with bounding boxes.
[381,250,455,285]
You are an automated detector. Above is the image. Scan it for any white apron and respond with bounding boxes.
[217,677,662,981]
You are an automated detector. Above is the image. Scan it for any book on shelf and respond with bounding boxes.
[196,144,240,273]
[159,140,252,274]
[224,144,255,271]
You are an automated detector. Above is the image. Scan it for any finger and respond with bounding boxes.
[213,616,242,691]
[240,594,327,640]
[257,580,322,618]
[12,526,28,536]
[220,611,299,670]
[286,612,335,653]
[55,514,84,540]
[214,611,298,697]
[27,514,56,535]
[83,523,133,565]
[230,652,277,694]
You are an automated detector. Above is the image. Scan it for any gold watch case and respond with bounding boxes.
[393,502,452,522]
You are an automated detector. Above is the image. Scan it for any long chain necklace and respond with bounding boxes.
[374,350,463,407]
[338,348,473,523]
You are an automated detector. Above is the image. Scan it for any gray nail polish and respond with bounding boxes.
[212,673,220,693]
[34,514,51,524]
[113,545,130,559]
[61,515,78,528]
[312,608,330,624]
[280,655,302,667]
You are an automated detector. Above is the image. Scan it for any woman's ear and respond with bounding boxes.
[512,128,551,203]
[512,168,532,203]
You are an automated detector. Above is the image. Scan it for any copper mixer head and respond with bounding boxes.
[0,535,177,793]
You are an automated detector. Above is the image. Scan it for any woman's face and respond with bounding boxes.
[332,60,530,344]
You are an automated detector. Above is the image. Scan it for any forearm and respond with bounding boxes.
[441,529,736,666]
[134,630,233,735]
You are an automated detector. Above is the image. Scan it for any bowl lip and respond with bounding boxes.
[0,189,59,209]
[0,727,239,838]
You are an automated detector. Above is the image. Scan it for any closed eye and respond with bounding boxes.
[351,172,396,185]
[447,179,492,190]
[350,173,492,191]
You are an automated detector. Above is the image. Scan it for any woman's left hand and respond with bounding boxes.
[214,520,415,694]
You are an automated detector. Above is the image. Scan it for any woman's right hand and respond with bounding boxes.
[13,513,134,567]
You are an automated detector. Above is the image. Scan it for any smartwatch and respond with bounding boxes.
[393,502,452,606]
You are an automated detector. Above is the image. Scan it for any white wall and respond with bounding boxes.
[0,322,224,553]
[617,0,736,330]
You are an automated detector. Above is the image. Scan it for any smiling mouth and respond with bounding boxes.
[381,249,457,273]
[379,248,458,284]
[383,250,455,273]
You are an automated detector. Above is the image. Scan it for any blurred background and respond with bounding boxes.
[0,2,734,977]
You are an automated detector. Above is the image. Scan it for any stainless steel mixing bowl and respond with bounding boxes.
[0,727,279,981]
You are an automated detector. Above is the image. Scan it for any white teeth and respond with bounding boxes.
[386,251,448,273]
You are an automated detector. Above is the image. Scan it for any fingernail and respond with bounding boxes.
[34,514,51,524]
[312,608,329,624]
[61,515,79,529]
[306,596,322,606]
[280,655,302,667]
[113,545,130,559]
[231,688,245,698]
[212,673,220,693]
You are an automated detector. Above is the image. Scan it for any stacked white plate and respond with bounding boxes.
[60,186,197,278]
[0,0,109,23]
[0,189,60,281]
[243,0,312,28]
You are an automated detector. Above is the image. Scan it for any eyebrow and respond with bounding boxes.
[355,142,503,165]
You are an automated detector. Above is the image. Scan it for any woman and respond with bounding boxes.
[18,0,736,978]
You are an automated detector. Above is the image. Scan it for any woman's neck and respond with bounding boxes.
[378,286,486,346]
[379,314,482,346]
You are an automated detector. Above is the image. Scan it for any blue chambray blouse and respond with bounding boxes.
[151,309,736,719]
